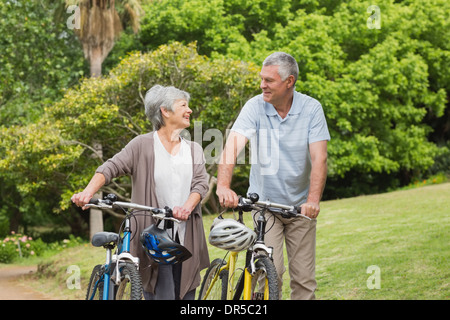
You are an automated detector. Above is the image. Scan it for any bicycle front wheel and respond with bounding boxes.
[86,264,104,300]
[248,256,279,300]
[114,262,143,300]
[198,258,228,300]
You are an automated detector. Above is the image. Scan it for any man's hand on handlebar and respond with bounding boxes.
[216,185,239,208]
[300,202,320,219]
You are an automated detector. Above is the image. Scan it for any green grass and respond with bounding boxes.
[16,183,450,300]
[7,243,104,300]
[314,182,449,299]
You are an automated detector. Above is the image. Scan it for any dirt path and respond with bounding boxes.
[0,265,55,300]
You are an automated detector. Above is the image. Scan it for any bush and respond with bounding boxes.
[0,232,85,263]
[1,232,41,263]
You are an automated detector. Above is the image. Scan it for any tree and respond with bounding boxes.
[1,0,448,238]
[0,0,86,235]
[0,1,86,126]
[65,0,143,77]
[63,0,143,237]
[0,42,260,228]
[136,0,449,197]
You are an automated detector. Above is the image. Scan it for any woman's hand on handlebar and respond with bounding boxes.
[71,191,93,210]
[172,206,191,221]
[71,173,105,210]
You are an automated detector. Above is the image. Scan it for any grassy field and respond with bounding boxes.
[15,183,450,300]
[315,183,449,299]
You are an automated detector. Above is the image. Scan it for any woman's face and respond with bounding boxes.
[166,99,192,129]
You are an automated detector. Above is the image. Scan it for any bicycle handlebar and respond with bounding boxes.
[85,195,181,223]
[237,193,312,220]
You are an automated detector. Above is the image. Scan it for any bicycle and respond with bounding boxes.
[83,193,181,300]
[198,192,311,300]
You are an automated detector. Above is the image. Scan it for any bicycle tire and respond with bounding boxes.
[198,258,228,300]
[249,256,279,300]
[114,262,143,300]
[86,264,104,300]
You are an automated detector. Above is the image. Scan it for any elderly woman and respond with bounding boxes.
[71,85,210,300]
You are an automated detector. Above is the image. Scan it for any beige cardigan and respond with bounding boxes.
[96,132,210,298]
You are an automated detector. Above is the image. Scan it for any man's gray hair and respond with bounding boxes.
[144,85,190,130]
[263,52,299,83]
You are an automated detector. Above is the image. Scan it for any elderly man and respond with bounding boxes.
[216,52,330,300]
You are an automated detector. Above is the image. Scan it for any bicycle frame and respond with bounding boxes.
[243,267,269,300]
[87,214,133,300]
[244,211,273,300]
[86,196,179,300]
[86,202,138,300]
[201,193,310,300]
[203,251,238,300]
[112,215,139,276]
[202,247,272,300]
[102,247,113,300]
[202,208,273,300]
[87,243,114,300]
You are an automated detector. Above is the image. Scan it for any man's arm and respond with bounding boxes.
[301,140,328,218]
[216,131,248,208]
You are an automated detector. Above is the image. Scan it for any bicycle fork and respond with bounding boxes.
[226,252,239,300]
[242,250,271,300]
[243,211,271,299]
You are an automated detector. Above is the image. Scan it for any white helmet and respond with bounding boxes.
[209,218,257,252]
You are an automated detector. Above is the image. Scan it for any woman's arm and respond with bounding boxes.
[71,172,106,209]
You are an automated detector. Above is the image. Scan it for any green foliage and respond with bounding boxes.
[0,0,87,235]
[0,0,86,126]
[0,42,260,215]
[0,232,44,263]
[137,0,449,196]
[0,0,448,233]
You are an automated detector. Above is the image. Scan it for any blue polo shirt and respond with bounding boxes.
[231,91,330,206]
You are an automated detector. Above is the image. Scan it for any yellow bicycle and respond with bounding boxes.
[198,193,311,300]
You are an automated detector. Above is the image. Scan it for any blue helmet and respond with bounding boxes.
[140,225,192,265]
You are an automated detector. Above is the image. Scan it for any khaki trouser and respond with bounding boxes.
[254,212,317,300]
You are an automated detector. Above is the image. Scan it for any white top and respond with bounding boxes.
[153,131,193,245]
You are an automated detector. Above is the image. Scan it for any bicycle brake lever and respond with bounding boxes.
[237,196,253,212]
[85,202,113,209]
[295,206,313,220]
[285,208,312,221]
[152,213,181,224]
[167,216,181,223]
[296,213,312,220]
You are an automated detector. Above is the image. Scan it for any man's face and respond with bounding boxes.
[259,65,290,106]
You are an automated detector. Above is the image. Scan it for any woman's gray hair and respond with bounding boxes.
[144,85,190,130]
[263,52,299,83]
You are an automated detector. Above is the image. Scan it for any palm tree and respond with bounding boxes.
[64,0,142,238]
[66,0,142,77]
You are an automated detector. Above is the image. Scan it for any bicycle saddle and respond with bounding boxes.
[91,232,120,248]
